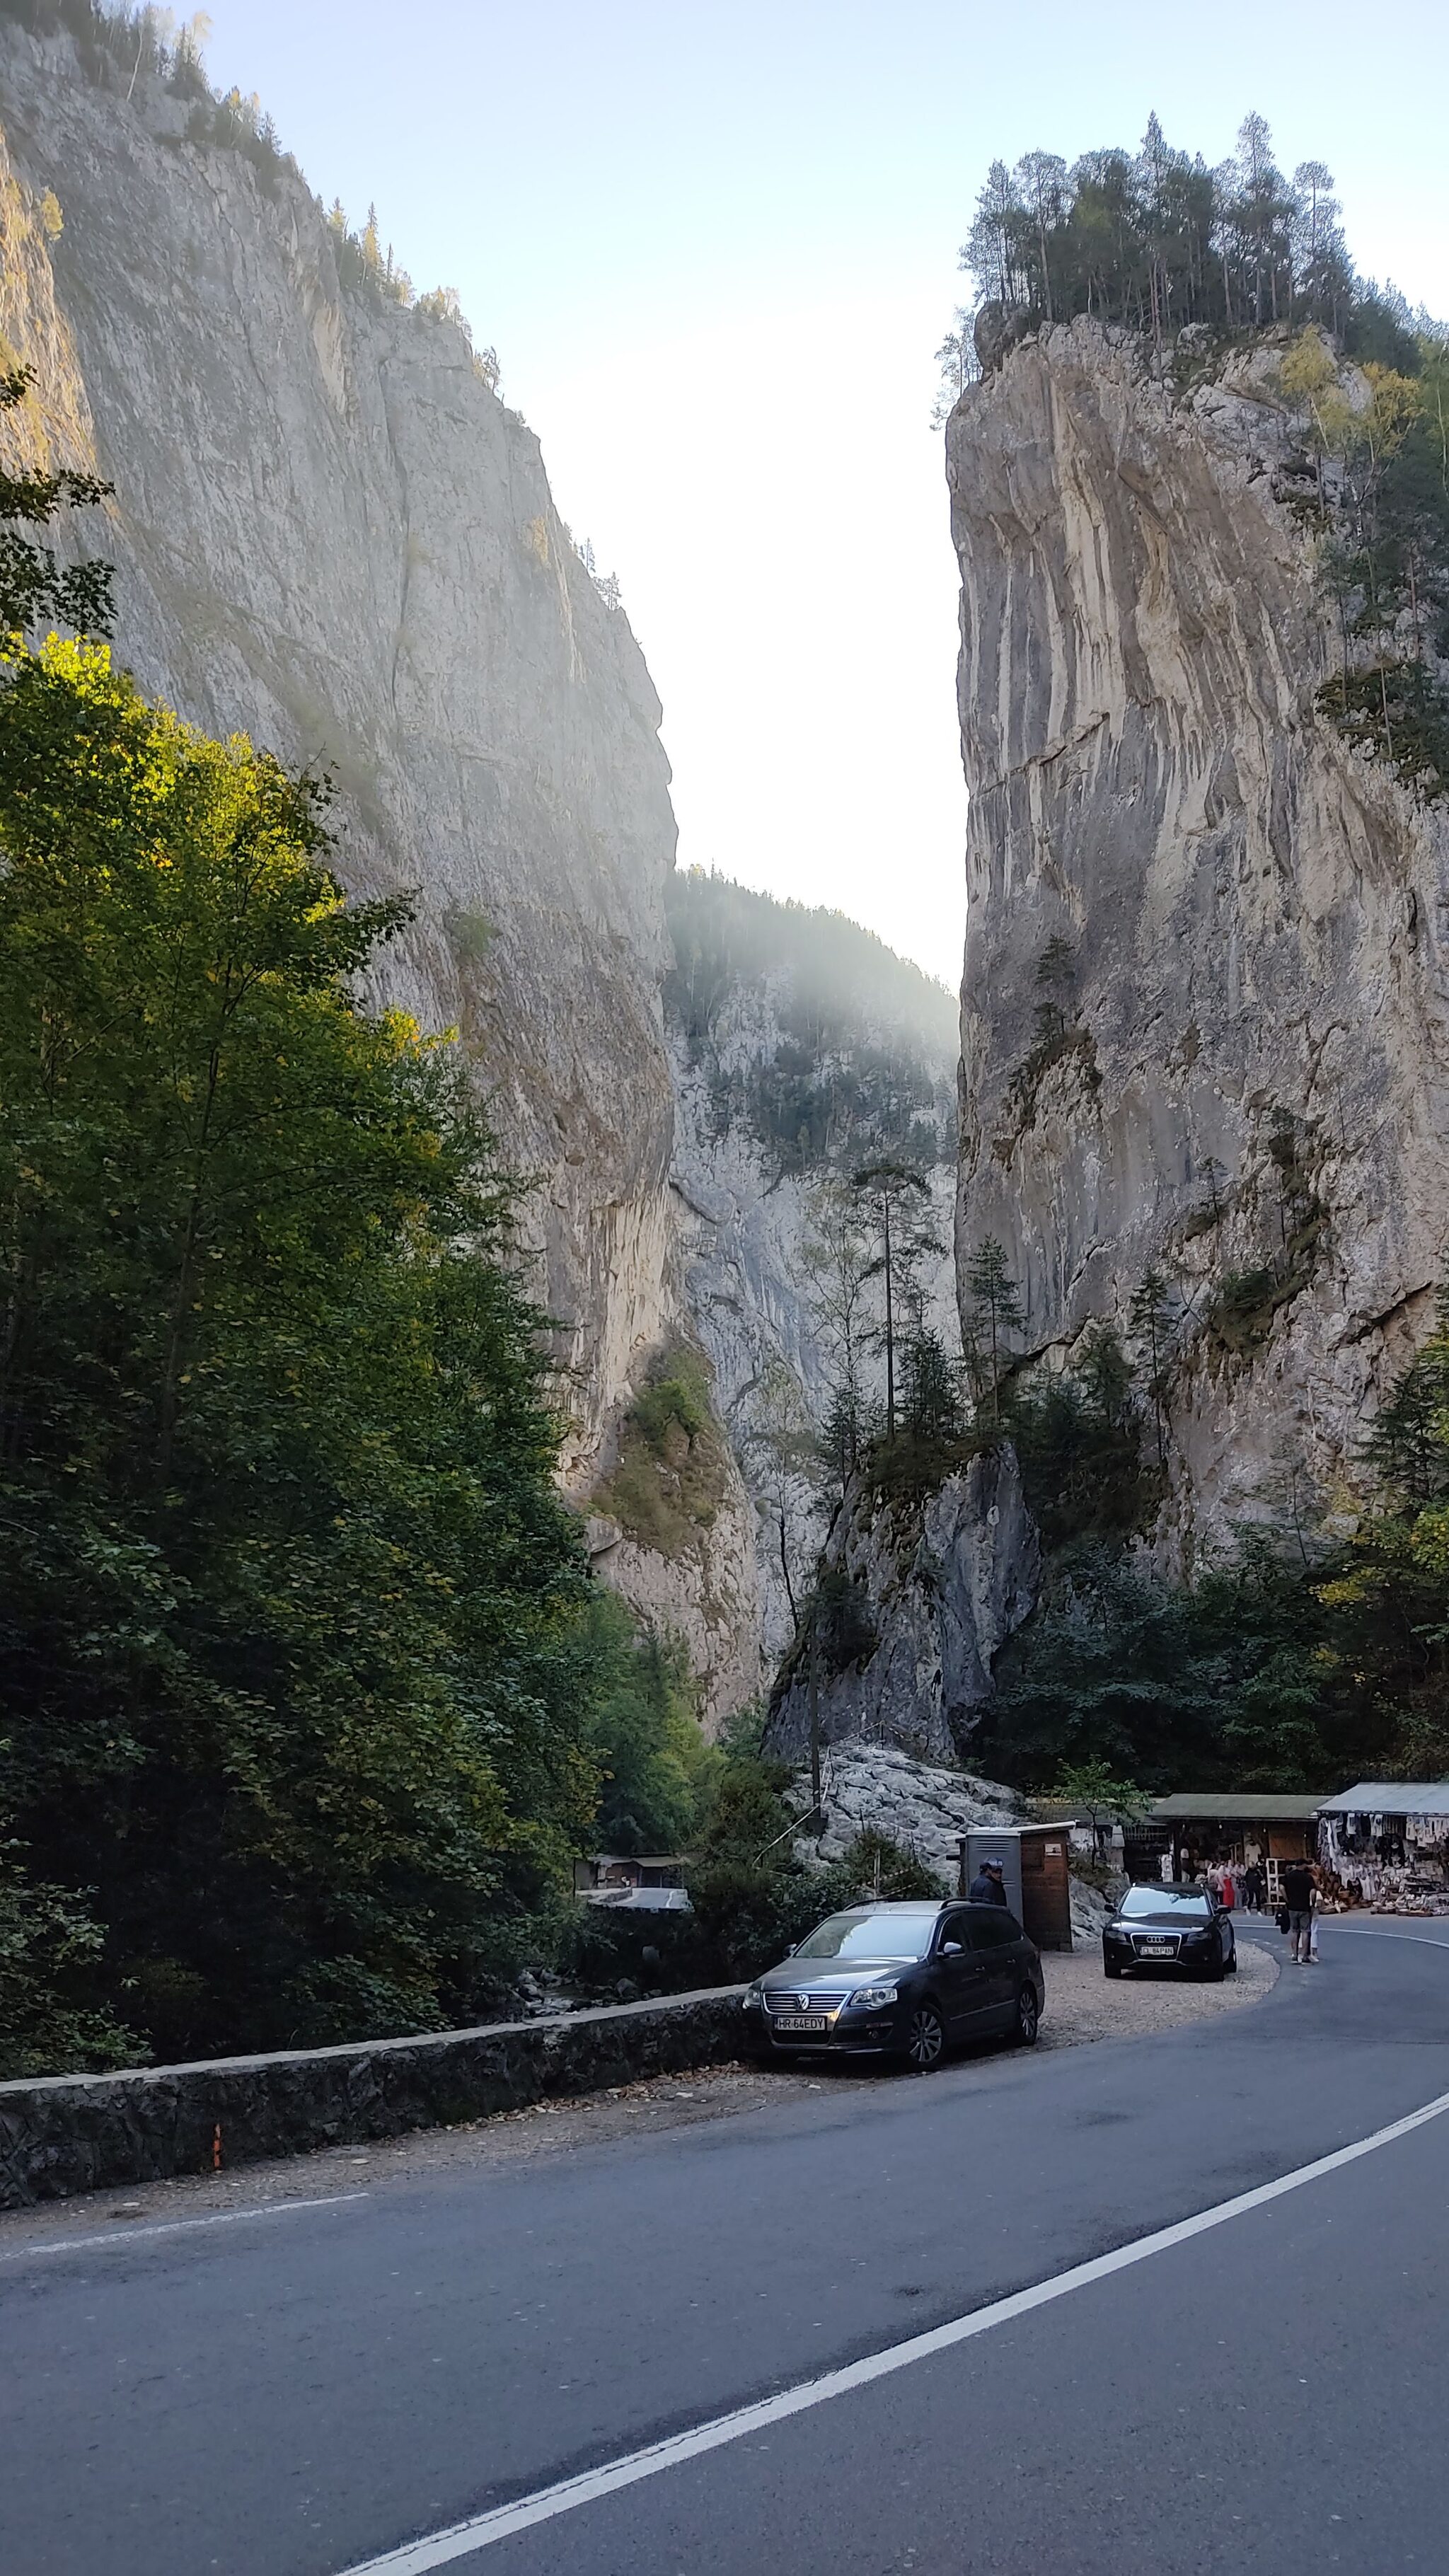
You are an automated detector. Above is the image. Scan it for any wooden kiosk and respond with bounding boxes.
[960,1824,1075,1952]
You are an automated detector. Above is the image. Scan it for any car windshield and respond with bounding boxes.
[1121,1887,1211,1918]
[792,1910,939,1960]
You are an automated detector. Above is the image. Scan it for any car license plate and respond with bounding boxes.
[1138,1939,1175,1958]
[773,2014,830,2033]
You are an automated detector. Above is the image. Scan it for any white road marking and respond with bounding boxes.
[335,2085,1449,2573]
[2,2190,369,2260]
[1332,1927,1449,1950]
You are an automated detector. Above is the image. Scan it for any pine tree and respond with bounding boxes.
[964,1236,1024,1426]
[851,1161,940,1440]
[1128,1269,1177,1468]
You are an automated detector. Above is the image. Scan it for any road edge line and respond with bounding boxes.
[336,2084,1449,2573]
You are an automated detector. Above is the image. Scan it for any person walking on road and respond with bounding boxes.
[1283,1858,1316,1964]
[969,1856,1009,1907]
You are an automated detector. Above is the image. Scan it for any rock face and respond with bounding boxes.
[585,1476,763,1736]
[0,26,761,1704]
[949,319,1449,1555]
[664,879,959,1655]
[0,33,672,1482]
[765,1448,1039,1761]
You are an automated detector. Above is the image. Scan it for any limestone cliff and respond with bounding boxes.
[663,872,959,1655]
[949,318,1449,1556]
[0,21,761,1707]
[765,1450,1039,1762]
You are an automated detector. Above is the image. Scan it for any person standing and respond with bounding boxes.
[1283,1857,1316,1964]
[968,1856,1009,1907]
[1244,1861,1265,1912]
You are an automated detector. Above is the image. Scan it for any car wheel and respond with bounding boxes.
[1012,1984,1040,2046]
[1225,1946,1238,1975]
[1204,1951,1226,1982]
[904,2003,945,2072]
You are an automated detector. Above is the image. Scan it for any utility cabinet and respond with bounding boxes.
[962,1825,1075,1952]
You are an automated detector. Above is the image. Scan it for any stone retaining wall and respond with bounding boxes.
[0,1987,745,2211]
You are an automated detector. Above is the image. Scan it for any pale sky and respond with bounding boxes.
[208,2,1448,985]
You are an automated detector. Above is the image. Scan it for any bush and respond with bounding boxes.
[594,1347,730,1557]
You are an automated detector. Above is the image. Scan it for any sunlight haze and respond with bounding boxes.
[208,0,1449,983]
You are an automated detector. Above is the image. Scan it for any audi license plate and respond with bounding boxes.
[774,2014,830,2033]
[1138,1939,1176,1958]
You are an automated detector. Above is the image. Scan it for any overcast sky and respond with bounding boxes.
[208,1,1448,984]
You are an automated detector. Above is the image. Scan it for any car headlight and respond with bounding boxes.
[849,1984,899,2011]
[744,1982,763,2008]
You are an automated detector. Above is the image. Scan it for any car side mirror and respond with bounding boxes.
[942,1939,964,1956]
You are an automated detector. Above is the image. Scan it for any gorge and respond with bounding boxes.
[2,21,1448,2072]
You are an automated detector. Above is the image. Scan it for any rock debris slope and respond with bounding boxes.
[949,318,1449,1552]
[0,24,761,1702]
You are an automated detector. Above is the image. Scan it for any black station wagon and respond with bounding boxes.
[741,1898,1046,2071]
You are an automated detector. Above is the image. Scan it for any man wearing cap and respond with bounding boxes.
[968,1856,1008,1907]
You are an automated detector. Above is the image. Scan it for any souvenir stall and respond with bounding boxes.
[1317,1785,1449,1915]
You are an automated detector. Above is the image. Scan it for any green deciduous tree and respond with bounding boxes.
[0,366,115,644]
[1047,1760,1148,1863]
[577,1593,715,1858]
[0,638,599,2065]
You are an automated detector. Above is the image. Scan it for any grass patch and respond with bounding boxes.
[596,1346,730,1558]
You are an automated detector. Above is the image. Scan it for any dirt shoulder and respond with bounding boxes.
[0,1936,1276,2247]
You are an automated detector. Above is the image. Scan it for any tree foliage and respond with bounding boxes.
[0,639,604,2067]
[577,1593,716,1858]
[0,366,115,643]
[956,114,1395,358]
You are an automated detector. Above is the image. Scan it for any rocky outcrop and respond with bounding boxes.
[765,1447,1039,1760]
[948,319,1449,1555]
[785,1743,1112,1943]
[0,25,763,1705]
[586,1474,762,1736]
[791,1741,1026,1868]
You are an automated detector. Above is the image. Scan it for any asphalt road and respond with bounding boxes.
[4,1921,1448,2576]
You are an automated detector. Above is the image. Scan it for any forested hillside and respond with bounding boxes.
[665,869,957,1175]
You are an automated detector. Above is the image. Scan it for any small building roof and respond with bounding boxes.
[1145,1794,1332,1823]
[1318,1783,1449,1817]
[965,1821,1078,1839]
[584,1854,688,1868]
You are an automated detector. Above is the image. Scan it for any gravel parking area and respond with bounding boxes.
[1038,1927,1278,2045]
[0,1936,1277,2246]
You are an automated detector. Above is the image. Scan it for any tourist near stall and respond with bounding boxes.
[1126,1795,1331,1906]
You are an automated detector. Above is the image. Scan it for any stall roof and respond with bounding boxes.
[1318,1783,1449,1816]
[1145,1794,1332,1823]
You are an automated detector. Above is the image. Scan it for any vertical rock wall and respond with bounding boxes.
[0,28,762,1704]
[948,319,1449,1554]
